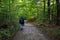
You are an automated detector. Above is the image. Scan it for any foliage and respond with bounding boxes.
[39,25,60,40]
[0,0,60,40]
[0,0,19,39]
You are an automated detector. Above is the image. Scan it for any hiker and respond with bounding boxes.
[19,17,24,30]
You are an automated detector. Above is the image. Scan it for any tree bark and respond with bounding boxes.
[44,0,45,14]
[56,0,60,25]
[48,0,50,23]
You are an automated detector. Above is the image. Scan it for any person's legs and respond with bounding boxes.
[20,24,24,30]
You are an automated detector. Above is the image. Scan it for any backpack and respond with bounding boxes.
[19,18,24,24]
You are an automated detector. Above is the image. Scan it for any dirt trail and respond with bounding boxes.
[13,23,48,40]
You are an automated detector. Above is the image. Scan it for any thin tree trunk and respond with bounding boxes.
[52,0,54,24]
[44,0,45,14]
[48,0,50,23]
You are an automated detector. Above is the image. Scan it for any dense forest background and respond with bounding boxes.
[0,0,60,40]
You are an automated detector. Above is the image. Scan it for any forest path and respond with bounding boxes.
[13,23,48,40]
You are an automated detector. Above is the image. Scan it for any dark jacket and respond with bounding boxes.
[19,17,24,24]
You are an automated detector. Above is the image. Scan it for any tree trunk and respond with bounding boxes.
[52,0,54,24]
[48,0,50,23]
[44,0,45,14]
[56,0,60,25]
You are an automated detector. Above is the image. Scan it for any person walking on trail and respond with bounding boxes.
[19,17,24,30]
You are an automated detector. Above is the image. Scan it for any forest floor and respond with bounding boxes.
[33,22,60,40]
[12,23,48,40]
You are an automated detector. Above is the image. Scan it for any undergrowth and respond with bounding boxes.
[34,21,60,40]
